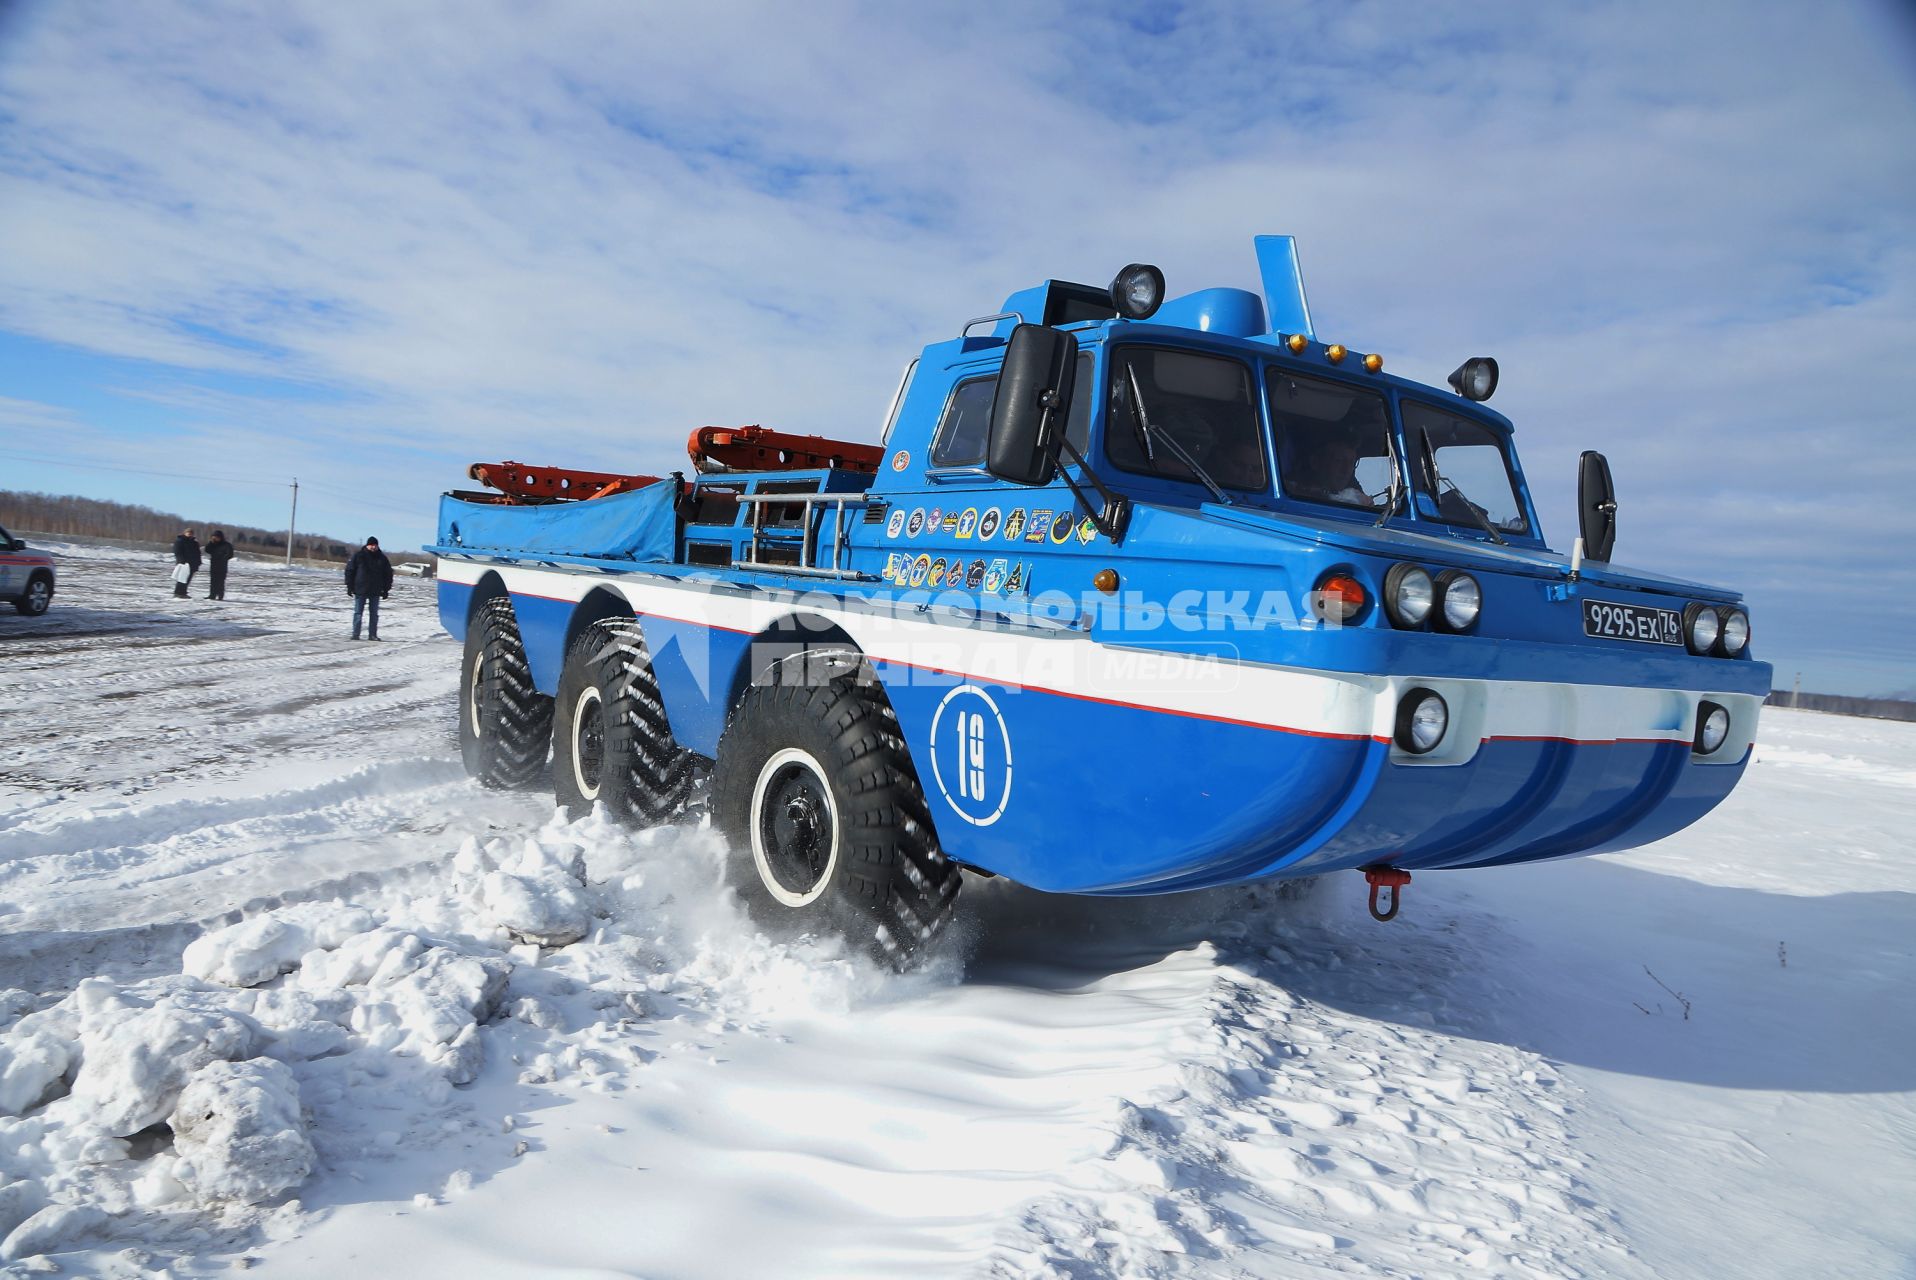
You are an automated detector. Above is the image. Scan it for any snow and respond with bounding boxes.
[1,540,1912,1277]
[169,1059,313,1207]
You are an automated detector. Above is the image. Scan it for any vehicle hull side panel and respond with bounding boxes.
[632,613,750,758]
[874,667,1379,892]
[437,579,475,647]
[433,557,1757,894]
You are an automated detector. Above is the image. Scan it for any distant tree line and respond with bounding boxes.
[1765,690,1916,723]
[0,490,426,565]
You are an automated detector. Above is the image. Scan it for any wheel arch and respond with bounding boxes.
[467,570,509,622]
[564,586,636,659]
[721,610,865,723]
[440,568,509,650]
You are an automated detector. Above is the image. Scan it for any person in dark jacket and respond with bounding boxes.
[172,527,202,599]
[345,536,394,640]
[204,530,235,600]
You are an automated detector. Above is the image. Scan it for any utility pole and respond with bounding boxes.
[1792,672,1800,709]
[286,478,298,569]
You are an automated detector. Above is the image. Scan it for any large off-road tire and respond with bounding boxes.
[14,573,51,616]
[711,654,962,968]
[459,596,553,789]
[553,617,691,824]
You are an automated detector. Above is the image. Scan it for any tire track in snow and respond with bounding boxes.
[0,758,469,862]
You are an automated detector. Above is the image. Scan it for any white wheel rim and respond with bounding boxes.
[28,582,48,609]
[749,747,839,908]
[468,648,485,738]
[571,685,604,801]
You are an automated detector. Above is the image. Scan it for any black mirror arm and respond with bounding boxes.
[1056,437,1131,543]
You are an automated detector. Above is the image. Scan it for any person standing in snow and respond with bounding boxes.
[205,529,235,600]
[172,527,202,599]
[344,535,393,640]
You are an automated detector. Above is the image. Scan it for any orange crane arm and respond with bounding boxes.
[686,425,883,474]
[467,461,664,503]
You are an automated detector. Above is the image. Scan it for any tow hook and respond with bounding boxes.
[1361,865,1412,922]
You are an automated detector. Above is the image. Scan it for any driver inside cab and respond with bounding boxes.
[1294,436,1377,508]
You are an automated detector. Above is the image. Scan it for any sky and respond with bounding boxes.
[1,1,1913,695]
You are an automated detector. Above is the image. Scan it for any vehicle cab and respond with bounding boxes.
[832,237,1769,890]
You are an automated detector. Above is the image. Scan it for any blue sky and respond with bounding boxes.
[1,1,1913,695]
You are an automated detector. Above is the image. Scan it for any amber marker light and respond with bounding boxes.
[1285,333,1308,354]
[1310,571,1368,624]
[1326,343,1347,364]
[1093,568,1120,594]
[1363,352,1384,373]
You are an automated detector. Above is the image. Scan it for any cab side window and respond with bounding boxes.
[930,376,998,467]
[929,354,1093,469]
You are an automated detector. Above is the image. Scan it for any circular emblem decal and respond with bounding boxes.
[906,508,926,537]
[886,509,907,538]
[928,684,1013,827]
[928,556,949,588]
[908,554,931,587]
[890,450,911,472]
[1049,512,1075,544]
[978,508,1002,540]
[956,508,978,539]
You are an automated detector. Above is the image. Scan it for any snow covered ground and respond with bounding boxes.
[1,540,1911,1279]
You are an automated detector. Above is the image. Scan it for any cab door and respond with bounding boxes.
[0,524,17,595]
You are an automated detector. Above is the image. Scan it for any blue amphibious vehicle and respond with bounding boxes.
[433,237,1770,962]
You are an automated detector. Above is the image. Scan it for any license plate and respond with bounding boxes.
[1583,599,1682,646]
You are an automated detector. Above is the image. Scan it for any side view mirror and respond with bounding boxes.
[1577,450,1617,562]
[986,324,1078,487]
[8,539,23,552]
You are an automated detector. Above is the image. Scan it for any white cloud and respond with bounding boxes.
[0,0,1912,687]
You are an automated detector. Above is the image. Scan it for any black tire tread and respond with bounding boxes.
[461,596,553,789]
[713,663,961,966]
[555,617,692,824]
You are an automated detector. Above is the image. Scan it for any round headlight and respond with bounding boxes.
[1719,609,1749,655]
[1695,701,1731,755]
[1383,564,1434,628]
[1447,357,1500,402]
[1435,570,1481,632]
[1684,602,1720,655]
[1396,688,1449,755]
[1109,263,1165,321]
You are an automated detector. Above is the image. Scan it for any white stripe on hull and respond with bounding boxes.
[437,557,1761,759]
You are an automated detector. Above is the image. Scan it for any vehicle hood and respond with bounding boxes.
[1187,504,1742,602]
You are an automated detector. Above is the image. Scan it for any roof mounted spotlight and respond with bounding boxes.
[1109,263,1165,321]
[1447,357,1499,402]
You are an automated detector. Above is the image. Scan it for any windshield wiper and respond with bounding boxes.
[1125,364,1232,506]
[1419,428,1507,545]
[1373,430,1404,526]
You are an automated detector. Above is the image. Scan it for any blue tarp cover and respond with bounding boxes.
[438,481,676,561]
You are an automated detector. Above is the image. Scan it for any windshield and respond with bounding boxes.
[1401,400,1530,536]
[1267,370,1395,510]
[1105,347,1267,491]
